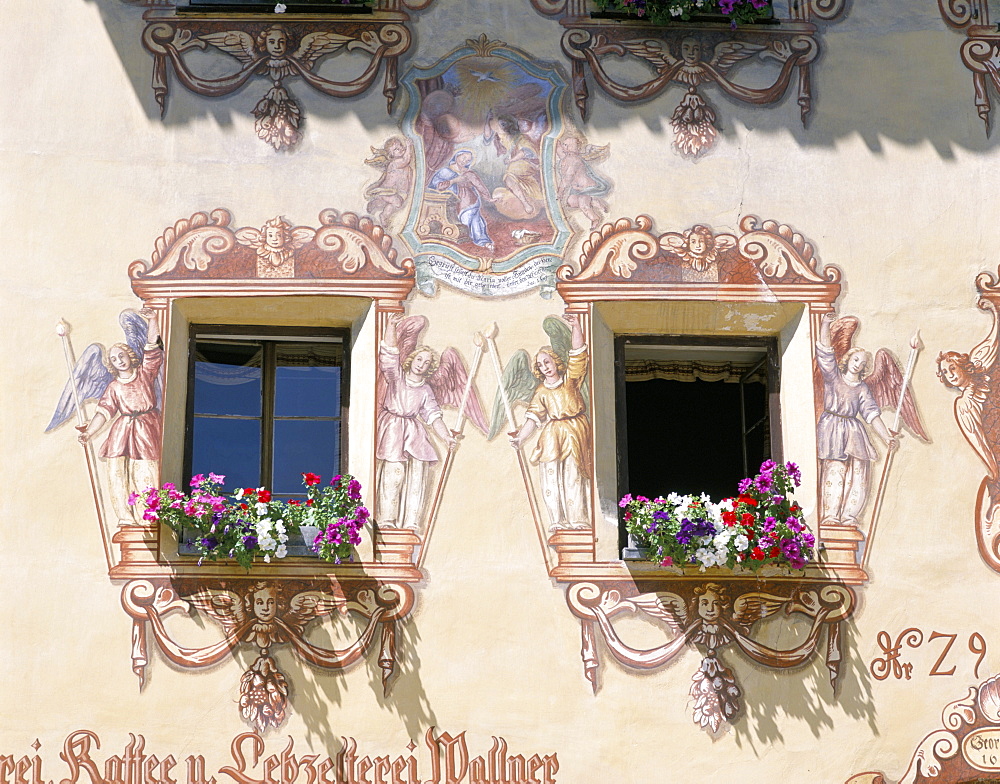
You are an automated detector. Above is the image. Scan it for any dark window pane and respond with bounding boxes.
[193,341,262,417]
[191,417,261,490]
[272,419,340,495]
[275,342,343,417]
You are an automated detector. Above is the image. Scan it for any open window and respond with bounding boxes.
[615,335,781,556]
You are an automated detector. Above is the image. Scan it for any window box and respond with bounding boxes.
[177,0,373,14]
[590,0,775,26]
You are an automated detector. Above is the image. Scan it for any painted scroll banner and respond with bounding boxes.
[416,254,557,297]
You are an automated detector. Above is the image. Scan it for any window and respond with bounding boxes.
[178,0,373,13]
[185,325,350,498]
[615,335,781,556]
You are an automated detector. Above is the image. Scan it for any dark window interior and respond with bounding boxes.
[616,336,781,555]
[186,326,349,498]
[179,0,372,13]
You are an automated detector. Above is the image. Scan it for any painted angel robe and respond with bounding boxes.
[815,342,879,462]
[376,344,444,464]
[524,346,591,474]
[96,346,163,460]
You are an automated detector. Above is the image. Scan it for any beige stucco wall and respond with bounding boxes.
[4,1,1000,782]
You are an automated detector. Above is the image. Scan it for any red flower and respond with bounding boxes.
[240,503,248,510]
[306,498,315,507]
[741,512,754,526]
[624,511,632,521]
[751,547,765,561]
[738,495,758,507]
[769,546,780,558]
[302,472,321,486]
[722,511,737,526]
[244,488,255,497]
[289,499,301,506]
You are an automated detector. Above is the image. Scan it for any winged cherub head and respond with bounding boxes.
[680,37,703,66]
[257,26,290,59]
[105,343,140,376]
[683,225,718,271]
[532,346,566,383]
[694,582,729,623]
[245,582,281,624]
[937,351,977,390]
[403,346,440,379]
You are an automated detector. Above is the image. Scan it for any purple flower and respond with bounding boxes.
[189,474,206,488]
[738,478,753,494]
[619,494,633,508]
[785,462,802,486]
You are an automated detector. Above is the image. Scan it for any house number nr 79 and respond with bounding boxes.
[869,629,988,681]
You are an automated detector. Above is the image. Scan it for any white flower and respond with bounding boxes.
[274,3,287,12]
[275,520,286,535]
[275,544,287,559]
[263,554,272,563]
[670,6,682,16]
[234,488,245,499]
[256,502,269,516]
[734,534,750,552]
[713,532,733,549]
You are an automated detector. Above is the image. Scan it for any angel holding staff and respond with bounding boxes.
[506,313,592,531]
[47,308,163,527]
[376,314,486,530]
[815,312,926,529]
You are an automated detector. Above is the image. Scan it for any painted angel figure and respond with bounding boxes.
[47,309,163,527]
[199,25,369,149]
[814,313,927,528]
[376,314,487,530]
[235,215,314,278]
[364,137,414,228]
[498,314,592,531]
[556,134,611,230]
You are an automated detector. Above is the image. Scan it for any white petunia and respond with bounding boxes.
[734,534,750,552]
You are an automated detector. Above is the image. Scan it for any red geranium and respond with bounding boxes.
[302,472,322,486]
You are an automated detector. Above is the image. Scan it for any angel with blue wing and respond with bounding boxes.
[503,313,592,530]
[47,308,163,526]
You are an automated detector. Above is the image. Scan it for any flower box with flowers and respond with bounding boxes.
[591,0,774,27]
[134,471,370,570]
[621,461,815,574]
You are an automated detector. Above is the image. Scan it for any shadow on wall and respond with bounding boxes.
[731,614,876,749]
[87,0,1000,159]
[289,611,438,745]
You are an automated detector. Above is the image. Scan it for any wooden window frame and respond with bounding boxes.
[183,323,352,494]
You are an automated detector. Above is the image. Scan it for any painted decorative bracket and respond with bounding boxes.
[122,578,415,731]
[529,0,845,156]
[566,577,854,733]
[126,0,435,150]
[939,0,1000,135]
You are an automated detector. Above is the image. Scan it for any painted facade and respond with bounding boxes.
[5,1,1000,782]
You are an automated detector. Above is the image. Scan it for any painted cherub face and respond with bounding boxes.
[681,38,702,66]
[847,351,868,376]
[697,591,722,623]
[251,587,278,623]
[535,351,560,381]
[938,357,968,388]
[264,29,288,58]
[264,225,285,250]
[409,349,434,377]
[109,345,132,374]
[688,232,708,257]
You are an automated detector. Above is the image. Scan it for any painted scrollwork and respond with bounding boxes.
[122,578,412,731]
[566,579,853,733]
[130,208,413,281]
[939,1,1000,133]
[141,17,412,150]
[559,215,838,285]
[538,2,844,156]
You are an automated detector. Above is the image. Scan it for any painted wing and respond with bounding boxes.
[971,299,1000,374]
[282,590,344,634]
[618,39,679,71]
[289,226,315,250]
[293,31,354,70]
[580,143,610,164]
[119,310,149,358]
[628,591,687,633]
[543,316,571,364]
[200,31,259,65]
[867,349,928,440]
[709,41,766,73]
[830,316,859,366]
[955,387,999,480]
[429,348,488,434]
[488,349,538,440]
[235,227,263,248]
[46,343,112,432]
[396,315,429,361]
[185,589,246,632]
[731,591,789,629]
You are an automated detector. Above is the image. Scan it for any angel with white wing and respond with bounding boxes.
[47,308,163,527]
[502,314,592,530]
[815,313,927,528]
[376,314,487,530]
